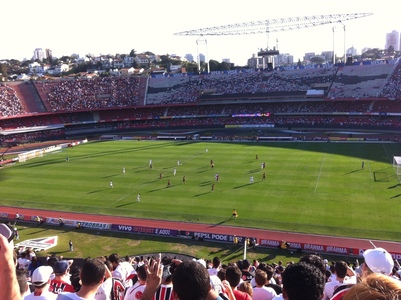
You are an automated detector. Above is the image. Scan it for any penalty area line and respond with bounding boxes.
[314,153,326,194]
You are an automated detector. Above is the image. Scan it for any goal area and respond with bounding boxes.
[393,156,401,175]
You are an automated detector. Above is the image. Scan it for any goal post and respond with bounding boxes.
[393,156,401,175]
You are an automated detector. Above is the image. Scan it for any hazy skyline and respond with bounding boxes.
[2,0,400,65]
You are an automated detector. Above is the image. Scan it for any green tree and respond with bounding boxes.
[220,61,231,71]
[310,56,325,64]
[209,59,219,71]
[1,63,8,79]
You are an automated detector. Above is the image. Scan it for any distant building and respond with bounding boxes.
[303,52,316,62]
[247,54,264,69]
[185,53,194,62]
[346,47,358,57]
[33,48,45,61]
[198,53,206,63]
[274,53,294,66]
[321,51,334,62]
[385,30,400,51]
[45,48,53,61]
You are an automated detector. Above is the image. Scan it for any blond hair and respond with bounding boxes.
[238,281,253,297]
[343,273,401,300]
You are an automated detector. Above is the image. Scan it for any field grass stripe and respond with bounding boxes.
[382,142,392,163]
[314,152,326,193]
[368,161,373,181]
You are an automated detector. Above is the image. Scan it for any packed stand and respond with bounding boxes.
[38,77,141,112]
[1,220,400,300]
[0,84,25,117]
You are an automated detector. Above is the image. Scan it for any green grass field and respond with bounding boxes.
[1,140,401,241]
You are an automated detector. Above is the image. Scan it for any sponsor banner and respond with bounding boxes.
[79,221,110,230]
[189,232,249,244]
[260,239,353,254]
[111,224,179,236]
[0,212,9,218]
[15,236,58,251]
[325,245,349,254]
[46,218,77,227]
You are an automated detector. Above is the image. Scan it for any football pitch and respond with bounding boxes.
[1,140,401,242]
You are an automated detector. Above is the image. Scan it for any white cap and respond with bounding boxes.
[196,259,206,268]
[363,247,394,275]
[32,266,53,286]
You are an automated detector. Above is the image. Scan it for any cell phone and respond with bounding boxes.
[0,223,14,242]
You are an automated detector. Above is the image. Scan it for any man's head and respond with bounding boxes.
[299,253,326,275]
[242,259,251,270]
[254,269,268,287]
[363,247,394,276]
[32,266,54,289]
[108,253,120,268]
[212,256,220,268]
[54,260,70,277]
[334,261,348,279]
[225,265,242,288]
[172,260,210,300]
[80,258,106,287]
[282,262,325,300]
[136,265,147,282]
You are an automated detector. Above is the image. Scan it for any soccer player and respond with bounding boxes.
[122,167,126,174]
[250,176,254,184]
[137,194,141,202]
[182,176,186,184]
[362,161,365,169]
[173,168,176,176]
[262,172,266,181]
[212,183,215,192]
[231,209,238,219]
[149,159,153,169]
[110,180,113,188]
[167,179,171,187]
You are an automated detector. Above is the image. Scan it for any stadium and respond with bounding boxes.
[2,60,401,284]
[2,62,401,223]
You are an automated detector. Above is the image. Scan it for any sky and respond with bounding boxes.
[2,0,400,66]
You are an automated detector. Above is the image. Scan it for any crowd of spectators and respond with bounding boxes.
[1,62,401,119]
[327,64,397,99]
[35,77,141,111]
[0,84,26,117]
[1,62,401,141]
[3,226,401,300]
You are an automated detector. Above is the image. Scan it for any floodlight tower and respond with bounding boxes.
[174,13,372,67]
[196,35,210,73]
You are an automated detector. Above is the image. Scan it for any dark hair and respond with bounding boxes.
[80,259,106,287]
[172,260,210,300]
[137,265,147,281]
[225,265,242,287]
[212,257,221,268]
[299,253,326,275]
[334,261,348,278]
[217,268,226,282]
[108,253,120,264]
[282,262,325,300]
[254,269,268,286]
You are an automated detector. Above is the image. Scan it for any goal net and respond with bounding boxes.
[393,156,401,175]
